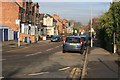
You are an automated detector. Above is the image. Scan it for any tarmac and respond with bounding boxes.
[1,40,50,52]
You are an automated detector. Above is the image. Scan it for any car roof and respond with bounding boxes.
[67,36,81,38]
[80,35,87,37]
[67,35,87,38]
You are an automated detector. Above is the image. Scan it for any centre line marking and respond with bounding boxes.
[6,49,18,53]
[59,67,70,71]
[55,46,59,48]
[24,47,29,48]
[34,52,42,54]
[46,48,53,51]
[28,72,49,76]
[25,52,42,57]
[0,59,6,61]
[0,77,4,79]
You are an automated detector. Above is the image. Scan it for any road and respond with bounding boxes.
[2,41,84,79]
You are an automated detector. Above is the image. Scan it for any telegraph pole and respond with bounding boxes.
[16,19,21,46]
[90,6,93,47]
[18,21,20,46]
[111,2,117,53]
[34,5,36,36]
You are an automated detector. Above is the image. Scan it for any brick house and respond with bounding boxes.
[39,13,58,37]
[62,19,69,34]
[0,2,19,31]
[0,1,41,43]
[19,2,40,43]
[53,14,63,35]
[0,2,20,41]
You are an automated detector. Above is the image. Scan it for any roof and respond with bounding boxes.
[15,2,25,10]
[40,13,57,22]
[66,36,81,38]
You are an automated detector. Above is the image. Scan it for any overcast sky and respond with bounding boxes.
[39,2,110,25]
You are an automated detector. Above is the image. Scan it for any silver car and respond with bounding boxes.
[63,36,87,54]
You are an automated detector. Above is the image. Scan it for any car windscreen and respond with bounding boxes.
[66,37,80,43]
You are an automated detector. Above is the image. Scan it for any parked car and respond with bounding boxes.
[51,35,62,42]
[63,35,87,54]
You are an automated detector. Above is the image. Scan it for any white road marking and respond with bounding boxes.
[55,46,59,48]
[58,67,70,71]
[34,52,42,54]
[46,48,54,51]
[28,72,49,76]
[0,77,4,79]
[24,47,29,48]
[25,52,42,57]
[0,59,6,61]
[6,49,18,53]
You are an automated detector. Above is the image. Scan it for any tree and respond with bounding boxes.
[96,2,120,51]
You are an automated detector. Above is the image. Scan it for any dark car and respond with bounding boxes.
[51,35,61,42]
[63,35,87,54]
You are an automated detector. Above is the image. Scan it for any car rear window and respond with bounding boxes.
[52,36,59,38]
[66,37,80,43]
[81,37,86,41]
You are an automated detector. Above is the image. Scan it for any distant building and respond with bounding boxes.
[62,19,69,34]
[66,20,74,34]
[53,14,63,35]
[40,14,58,36]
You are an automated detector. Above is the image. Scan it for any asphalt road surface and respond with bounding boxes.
[2,41,84,79]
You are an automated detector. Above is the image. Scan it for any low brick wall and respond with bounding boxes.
[30,36,35,43]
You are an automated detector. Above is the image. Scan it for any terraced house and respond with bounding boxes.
[0,0,41,44]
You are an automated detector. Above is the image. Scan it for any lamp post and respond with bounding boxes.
[90,5,93,47]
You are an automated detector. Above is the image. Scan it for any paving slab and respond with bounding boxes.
[86,47,120,79]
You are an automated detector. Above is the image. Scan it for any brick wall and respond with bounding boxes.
[0,2,2,24]
[0,2,19,31]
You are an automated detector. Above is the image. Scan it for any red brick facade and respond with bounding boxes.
[0,2,19,31]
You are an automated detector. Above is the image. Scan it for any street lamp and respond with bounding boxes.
[90,5,93,47]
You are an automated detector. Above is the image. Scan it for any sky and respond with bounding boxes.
[39,2,110,25]
[33,0,112,2]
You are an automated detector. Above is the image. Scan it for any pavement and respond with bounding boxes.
[86,45,120,79]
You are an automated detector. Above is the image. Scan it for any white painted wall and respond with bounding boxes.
[46,27,54,36]
[43,17,53,26]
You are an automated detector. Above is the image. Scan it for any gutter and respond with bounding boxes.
[15,2,25,10]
